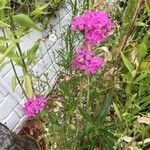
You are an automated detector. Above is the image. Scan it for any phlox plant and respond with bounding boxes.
[71,10,113,75]
[2,0,148,149]
[38,2,118,149]
[39,0,150,149]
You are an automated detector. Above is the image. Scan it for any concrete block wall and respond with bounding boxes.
[0,5,72,132]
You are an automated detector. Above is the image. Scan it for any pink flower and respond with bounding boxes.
[71,46,105,75]
[70,11,114,45]
[23,96,47,118]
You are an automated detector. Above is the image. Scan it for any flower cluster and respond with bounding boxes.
[71,46,105,75]
[71,11,113,44]
[70,10,113,75]
[23,96,47,118]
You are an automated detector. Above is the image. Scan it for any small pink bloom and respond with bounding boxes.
[23,96,47,118]
[71,47,105,75]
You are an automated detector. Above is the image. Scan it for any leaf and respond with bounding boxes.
[11,75,17,92]
[113,102,122,122]
[0,20,10,27]
[140,61,150,70]
[121,52,134,74]
[89,139,97,150]
[24,74,34,97]
[138,43,147,59]
[98,129,115,150]
[140,95,150,110]
[70,127,94,143]
[78,107,94,125]
[31,3,50,17]
[135,21,147,27]
[138,29,150,60]
[13,14,43,32]
[0,45,22,65]
[122,0,139,33]
[97,91,113,122]
[145,0,150,16]
[0,60,9,71]
[0,0,7,7]
[27,39,41,65]
[135,72,148,82]
[0,45,15,63]
[0,36,9,41]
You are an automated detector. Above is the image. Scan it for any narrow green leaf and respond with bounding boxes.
[138,29,150,60]
[31,3,50,16]
[135,21,147,27]
[122,0,139,33]
[89,139,97,150]
[97,91,113,122]
[13,14,43,31]
[121,52,134,74]
[12,75,17,92]
[135,72,148,82]
[145,0,150,16]
[0,20,10,27]
[24,74,34,97]
[78,107,94,125]
[138,43,147,59]
[0,45,15,63]
[27,39,41,65]
[70,127,94,143]
[140,95,150,110]
[0,45,22,65]
[0,61,9,71]
[113,102,122,122]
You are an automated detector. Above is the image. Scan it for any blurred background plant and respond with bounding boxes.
[10,0,66,28]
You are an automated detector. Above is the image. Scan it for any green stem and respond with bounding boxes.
[2,28,28,98]
[87,75,90,110]
[79,77,83,106]
[9,11,28,74]
[73,121,79,150]
[88,0,92,10]
[9,8,35,96]
[10,60,28,98]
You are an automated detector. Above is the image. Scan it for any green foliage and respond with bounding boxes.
[122,0,139,34]
[13,14,43,31]
[40,0,150,149]
[24,74,34,97]
[11,75,17,92]
[0,0,44,96]
[0,0,149,149]
[0,0,66,98]
[121,52,134,75]
[138,29,150,60]
[26,39,41,65]
[11,0,65,28]
[56,27,77,72]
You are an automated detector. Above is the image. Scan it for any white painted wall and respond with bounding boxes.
[0,5,71,132]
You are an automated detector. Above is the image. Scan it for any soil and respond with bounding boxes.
[18,119,46,150]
